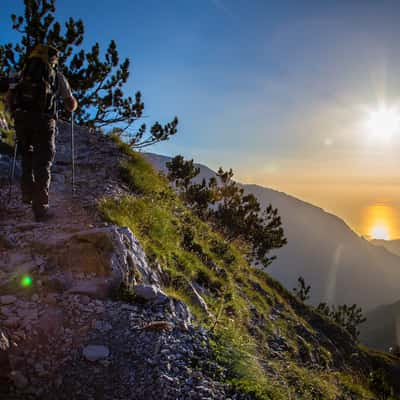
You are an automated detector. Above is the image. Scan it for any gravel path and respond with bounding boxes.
[0,124,232,400]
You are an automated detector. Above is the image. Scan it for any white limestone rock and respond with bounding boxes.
[134,284,168,303]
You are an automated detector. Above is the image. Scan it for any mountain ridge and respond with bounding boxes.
[371,238,400,257]
[360,298,400,352]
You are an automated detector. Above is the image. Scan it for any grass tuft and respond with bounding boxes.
[210,322,286,400]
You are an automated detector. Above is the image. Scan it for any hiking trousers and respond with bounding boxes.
[15,111,56,216]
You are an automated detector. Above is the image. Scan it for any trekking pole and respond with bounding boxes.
[8,135,18,204]
[71,111,76,195]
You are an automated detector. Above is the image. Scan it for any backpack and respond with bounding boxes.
[0,77,10,93]
[15,45,58,115]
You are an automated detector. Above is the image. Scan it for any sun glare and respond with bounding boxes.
[371,225,390,240]
[364,104,400,138]
[363,204,395,240]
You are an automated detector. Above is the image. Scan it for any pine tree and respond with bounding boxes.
[166,156,287,268]
[316,302,366,340]
[212,167,286,267]
[293,276,311,302]
[0,0,178,148]
[166,156,200,191]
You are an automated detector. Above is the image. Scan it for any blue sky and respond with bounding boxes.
[2,0,400,237]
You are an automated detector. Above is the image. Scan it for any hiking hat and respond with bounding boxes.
[48,46,60,61]
[29,44,60,64]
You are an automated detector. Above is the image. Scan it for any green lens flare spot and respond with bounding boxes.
[21,275,33,288]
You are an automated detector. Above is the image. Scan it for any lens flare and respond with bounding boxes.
[21,275,33,288]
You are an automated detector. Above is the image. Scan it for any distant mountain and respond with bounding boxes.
[243,184,400,311]
[359,299,400,351]
[144,152,400,310]
[371,239,400,257]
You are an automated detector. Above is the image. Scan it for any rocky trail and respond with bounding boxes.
[0,124,230,400]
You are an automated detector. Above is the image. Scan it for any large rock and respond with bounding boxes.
[45,229,115,276]
[134,284,168,303]
[29,226,161,299]
[110,227,161,287]
[1,223,165,301]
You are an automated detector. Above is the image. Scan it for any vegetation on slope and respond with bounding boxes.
[97,136,400,399]
[165,155,287,269]
[293,276,367,340]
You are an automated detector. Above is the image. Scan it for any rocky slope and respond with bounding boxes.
[0,123,230,399]
[0,123,399,399]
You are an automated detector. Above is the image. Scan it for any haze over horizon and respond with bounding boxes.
[238,173,400,241]
[2,0,400,239]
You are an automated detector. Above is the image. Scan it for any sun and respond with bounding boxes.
[363,204,395,240]
[371,225,390,240]
[364,104,400,138]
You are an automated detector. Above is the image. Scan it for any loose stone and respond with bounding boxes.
[82,345,110,362]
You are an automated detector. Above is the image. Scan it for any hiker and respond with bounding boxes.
[6,44,78,221]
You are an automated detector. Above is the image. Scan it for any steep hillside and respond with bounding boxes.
[359,299,400,352]
[145,153,400,311]
[0,128,399,399]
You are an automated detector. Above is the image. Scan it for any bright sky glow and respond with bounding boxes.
[364,104,400,139]
[371,225,390,240]
[3,0,400,238]
[363,204,395,241]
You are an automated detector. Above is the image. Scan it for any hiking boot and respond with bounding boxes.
[34,209,55,222]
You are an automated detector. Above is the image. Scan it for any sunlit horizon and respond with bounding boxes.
[237,170,400,240]
[371,225,390,240]
[4,0,400,243]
